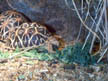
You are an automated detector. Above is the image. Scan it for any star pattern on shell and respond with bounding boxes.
[0,10,59,52]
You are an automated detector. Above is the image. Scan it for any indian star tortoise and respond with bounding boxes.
[5,22,59,52]
[0,10,59,52]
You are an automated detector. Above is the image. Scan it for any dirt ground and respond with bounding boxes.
[0,57,107,81]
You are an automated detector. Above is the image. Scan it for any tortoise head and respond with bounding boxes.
[46,36,59,53]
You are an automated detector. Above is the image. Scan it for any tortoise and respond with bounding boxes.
[0,10,30,40]
[0,10,59,53]
[3,22,59,53]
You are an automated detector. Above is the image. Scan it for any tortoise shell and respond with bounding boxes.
[0,10,30,40]
[5,22,54,49]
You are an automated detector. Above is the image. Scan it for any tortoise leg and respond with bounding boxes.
[46,41,55,53]
[45,36,59,53]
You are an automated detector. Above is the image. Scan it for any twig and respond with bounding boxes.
[97,47,108,63]
[64,0,87,11]
[72,0,101,55]
[83,0,104,51]
[6,0,17,10]
[8,44,44,59]
[89,0,105,54]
